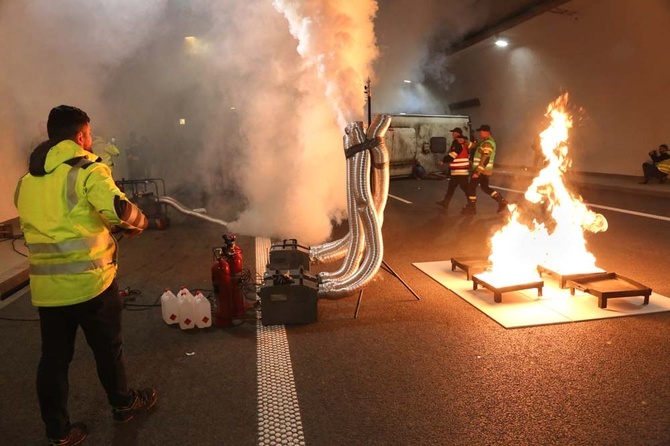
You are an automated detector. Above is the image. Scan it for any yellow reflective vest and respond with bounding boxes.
[92,137,120,170]
[15,140,141,307]
[472,137,497,175]
[657,157,670,174]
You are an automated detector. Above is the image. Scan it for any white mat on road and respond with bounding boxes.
[413,260,670,328]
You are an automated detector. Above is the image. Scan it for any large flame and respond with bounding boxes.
[487,94,608,284]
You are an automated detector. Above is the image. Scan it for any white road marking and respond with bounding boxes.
[586,203,670,221]
[388,193,412,204]
[255,237,306,446]
[493,186,670,222]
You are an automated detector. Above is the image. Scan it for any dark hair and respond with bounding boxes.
[47,105,90,143]
[660,144,668,150]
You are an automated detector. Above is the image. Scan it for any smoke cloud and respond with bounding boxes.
[1,0,372,244]
[0,0,168,222]
[273,0,379,128]
[1,0,481,244]
[372,0,481,114]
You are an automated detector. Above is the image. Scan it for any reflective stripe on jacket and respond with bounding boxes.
[15,140,130,307]
[449,143,471,176]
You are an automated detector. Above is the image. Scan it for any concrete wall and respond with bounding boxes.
[443,0,670,175]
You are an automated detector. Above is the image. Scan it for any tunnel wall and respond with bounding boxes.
[441,0,670,176]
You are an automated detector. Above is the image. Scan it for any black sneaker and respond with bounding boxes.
[112,388,158,423]
[48,422,87,446]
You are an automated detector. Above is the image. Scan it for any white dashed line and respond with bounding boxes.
[584,203,670,221]
[493,186,670,222]
[388,193,412,204]
[255,237,306,446]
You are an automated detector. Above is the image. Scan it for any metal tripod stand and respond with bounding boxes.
[354,260,421,319]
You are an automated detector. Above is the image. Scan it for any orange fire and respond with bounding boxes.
[487,93,608,283]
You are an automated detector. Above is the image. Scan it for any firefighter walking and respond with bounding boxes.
[462,124,509,215]
[436,130,472,213]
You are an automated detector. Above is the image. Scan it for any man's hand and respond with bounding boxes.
[472,172,480,179]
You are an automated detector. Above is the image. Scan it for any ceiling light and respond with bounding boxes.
[495,38,509,48]
[403,80,412,84]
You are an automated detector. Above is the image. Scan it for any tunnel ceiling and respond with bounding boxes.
[446,0,572,54]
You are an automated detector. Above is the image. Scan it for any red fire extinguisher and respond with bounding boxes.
[211,234,245,327]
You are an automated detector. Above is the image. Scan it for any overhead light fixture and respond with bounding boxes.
[403,80,412,84]
[179,119,186,125]
[495,38,509,48]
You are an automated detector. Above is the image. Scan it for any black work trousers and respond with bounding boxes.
[642,162,668,182]
[441,174,469,206]
[466,174,497,200]
[37,280,133,438]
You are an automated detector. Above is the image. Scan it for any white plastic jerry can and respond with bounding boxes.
[193,291,212,328]
[177,286,195,330]
[160,289,179,325]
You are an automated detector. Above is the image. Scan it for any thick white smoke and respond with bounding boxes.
[0,0,379,245]
[197,0,368,244]
[1,0,473,244]
[0,0,168,222]
[372,0,481,114]
[272,0,379,128]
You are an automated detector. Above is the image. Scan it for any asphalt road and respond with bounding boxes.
[288,177,670,446]
[1,176,668,445]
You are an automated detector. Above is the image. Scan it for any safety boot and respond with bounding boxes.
[496,198,509,213]
[436,198,450,212]
[492,193,508,213]
[461,202,476,215]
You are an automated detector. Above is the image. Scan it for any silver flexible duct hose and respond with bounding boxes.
[367,115,391,224]
[319,114,391,298]
[309,122,364,264]
[317,123,367,280]
[310,114,390,264]
[320,149,367,282]
[158,196,229,227]
[319,151,379,296]
[320,203,383,298]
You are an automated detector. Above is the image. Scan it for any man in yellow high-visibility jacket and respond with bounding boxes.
[91,135,120,172]
[640,143,670,184]
[15,105,157,445]
[462,124,509,215]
